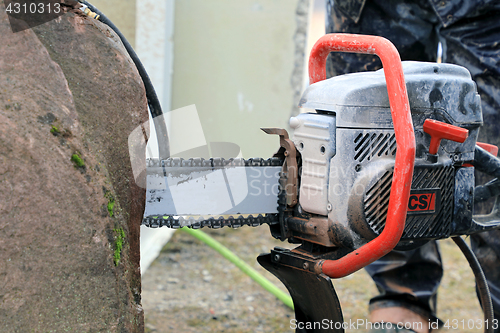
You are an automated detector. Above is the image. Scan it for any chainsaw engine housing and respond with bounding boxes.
[289,61,482,250]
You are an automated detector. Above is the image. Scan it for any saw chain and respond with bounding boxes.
[142,156,285,229]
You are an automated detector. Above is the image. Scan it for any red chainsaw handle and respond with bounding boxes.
[310,34,416,278]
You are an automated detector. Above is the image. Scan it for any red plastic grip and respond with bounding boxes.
[464,142,497,167]
[477,142,498,157]
[310,34,416,278]
[423,119,468,155]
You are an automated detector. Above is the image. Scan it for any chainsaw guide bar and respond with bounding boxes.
[142,157,285,229]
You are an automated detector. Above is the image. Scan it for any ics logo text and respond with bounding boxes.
[407,189,440,214]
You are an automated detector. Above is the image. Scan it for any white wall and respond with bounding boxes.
[171,0,307,159]
[135,0,176,274]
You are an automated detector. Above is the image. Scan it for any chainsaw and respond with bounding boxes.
[141,34,500,332]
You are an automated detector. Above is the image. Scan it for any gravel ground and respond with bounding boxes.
[142,226,295,333]
[142,225,483,333]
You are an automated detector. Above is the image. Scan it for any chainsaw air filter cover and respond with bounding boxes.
[293,61,482,249]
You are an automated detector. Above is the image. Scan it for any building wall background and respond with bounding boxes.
[90,0,137,47]
[170,0,307,158]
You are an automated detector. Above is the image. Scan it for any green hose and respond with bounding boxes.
[181,227,294,310]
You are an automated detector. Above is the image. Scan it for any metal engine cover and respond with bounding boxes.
[294,61,482,249]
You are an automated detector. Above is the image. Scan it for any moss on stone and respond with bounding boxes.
[71,153,85,168]
[113,227,126,266]
[50,125,60,136]
[107,197,115,217]
[104,190,115,217]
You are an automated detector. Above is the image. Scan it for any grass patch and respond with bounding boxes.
[186,317,206,327]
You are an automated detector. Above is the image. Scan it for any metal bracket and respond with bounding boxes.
[261,128,298,207]
[258,248,344,332]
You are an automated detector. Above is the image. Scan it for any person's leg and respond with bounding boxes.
[365,242,443,332]
[439,7,500,327]
[470,230,500,329]
[325,1,443,330]
[439,6,500,136]
[325,0,439,78]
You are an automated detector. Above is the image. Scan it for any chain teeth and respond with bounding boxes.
[147,157,282,169]
[142,214,279,229]
[142,213,279,229]
[143,157,283,229]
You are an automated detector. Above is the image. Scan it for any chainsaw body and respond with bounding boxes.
[282,61,482,251]
[143,34,500,274]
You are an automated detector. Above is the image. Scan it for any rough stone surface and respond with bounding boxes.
[0,9,147,332]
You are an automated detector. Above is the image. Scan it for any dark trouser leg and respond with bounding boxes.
[439,6,500,323]
[325,0,439,78]
[471,230,500,326]
[326,0,500,324]
[439,7,500,131]
[364,242,443,323]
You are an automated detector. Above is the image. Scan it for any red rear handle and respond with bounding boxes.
[477,142,498,157]
[310,34,416,278]
[464,142,497,167]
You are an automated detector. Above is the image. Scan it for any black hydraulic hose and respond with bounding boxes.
[452,236,494,333]
[474,178,500,203]
[474,145,500,178]
[80,0,170,159]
